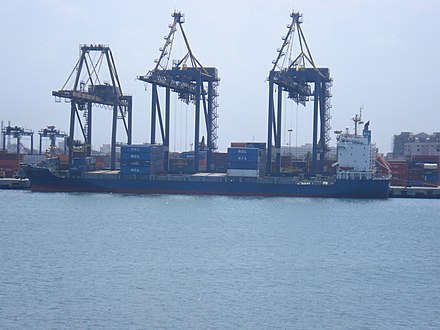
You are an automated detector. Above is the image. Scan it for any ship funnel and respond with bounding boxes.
[363,121,371,143]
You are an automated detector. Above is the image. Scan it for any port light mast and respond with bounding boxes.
[267,12,332,176]
[52,45,133,169]
[138,11,220,172]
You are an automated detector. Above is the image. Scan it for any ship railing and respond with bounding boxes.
[336,171,374,180]
[257,176,335,185]
[336,171,390,181]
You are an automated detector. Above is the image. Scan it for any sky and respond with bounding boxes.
[0,0,439,154]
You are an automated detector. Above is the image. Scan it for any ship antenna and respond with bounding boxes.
[352,105,364,136]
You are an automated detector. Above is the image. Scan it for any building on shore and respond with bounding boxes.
[392,132,440,159]
[387,131,440,186]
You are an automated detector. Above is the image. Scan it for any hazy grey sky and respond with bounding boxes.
[1,0,438,153]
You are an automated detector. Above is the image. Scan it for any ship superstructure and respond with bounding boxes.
[334,112,384,181]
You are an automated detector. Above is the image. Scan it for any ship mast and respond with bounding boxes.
[352,106,364,136]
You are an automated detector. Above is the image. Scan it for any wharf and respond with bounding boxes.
[0,178,30,190]
[389,186,440,199]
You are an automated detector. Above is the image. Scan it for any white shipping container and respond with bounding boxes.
[227,169,259,177]
[423,163,438,170]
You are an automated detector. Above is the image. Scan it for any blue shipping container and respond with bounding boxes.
[228,154,259,162]
[180,151,207,159]
[120,152,163,162]
[245,143,266,150]
[121,160,152,167]
[424,174,439,183]
[120,165,153,175]
[121,144,163,154]
[228,148,259,163]
[72,158,86,166]
[228,161,259,170]
[228,147,259,156]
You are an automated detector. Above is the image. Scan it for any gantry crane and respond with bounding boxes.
[38,125,67,156]
[138,12,220,172]
[1,125,34,155]
[268,12,332,175]
[52,44,132,169]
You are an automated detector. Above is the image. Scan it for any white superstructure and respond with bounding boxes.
[333,114,378,180]
[337,132,375,171]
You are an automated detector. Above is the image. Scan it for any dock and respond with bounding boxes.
[389,186,440,199]
[0,178,30,190]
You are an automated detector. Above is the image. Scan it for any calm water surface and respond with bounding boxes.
[0,190,439,329]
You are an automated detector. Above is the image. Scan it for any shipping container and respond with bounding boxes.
[0,153,22,161]
[120,144,164,173]
[424,173,439,184]
[410,155,440,163]
[211,152,228,172]
[230,142,266,150]
[95,161,105,170]
[391,178,408,186]
[230,142,247,148]
[228,149,259,163]
[389,160,409,184]
[71,157,96,171]
[245,142,266,150]
[0,168,17,178]
[121,144,163,154]
[227,169,259,177]
[228,161,259,170]
[120,165,152,175]
[227,147,260,156]
[423,163,438,170]
[0,159,20,168]
[57,154,69,164]
[168,158,194,174]
[179,151,207,159]
[227,156,259,164]
[120,153,163,161]
[389,161,408,169]
[121,160,151,167]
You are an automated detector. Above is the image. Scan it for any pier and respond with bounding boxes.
[389,186,440,199]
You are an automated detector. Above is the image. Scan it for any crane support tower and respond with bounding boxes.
[52,44,132,169]
[2,125,34,155]
[138,11,220,173]
[268,12,332,176]
[38,125,68,156]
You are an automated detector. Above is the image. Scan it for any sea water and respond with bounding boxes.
[0,190,439,329]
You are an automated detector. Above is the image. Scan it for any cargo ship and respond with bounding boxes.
[22,120,391,198]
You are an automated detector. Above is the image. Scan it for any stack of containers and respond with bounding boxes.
[211,152,228,172]
[168,158,193,173]
[423,163,439,185]
[227,147,260,177]
[180,151,207,171]
[0,152,22,176]
[230,142,267,174]
[388,160,409,186]
[120,144,164,175]
[71,157,96,172]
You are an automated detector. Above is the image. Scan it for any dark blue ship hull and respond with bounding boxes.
[23,165,390,199]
